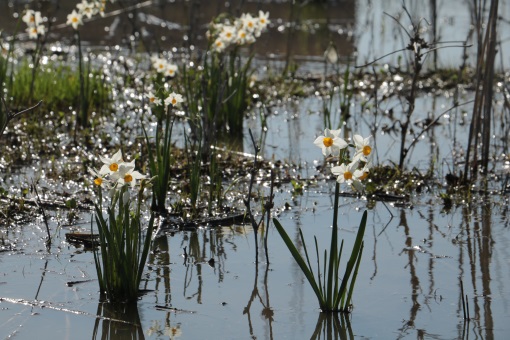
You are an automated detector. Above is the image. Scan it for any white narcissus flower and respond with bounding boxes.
[88,168,105,187]
[220,25,236,43]
[22,10,35,25]
[164,92,184,108]
[22,10,43,26]
[112,164,146,187]
[151,56,168,73]
[235,28,249,45]
[331,161,359,185]
[77,1,96,19]
[67,10,83,29]
[353,134,372,162]
[26,26,38,39]
[212,38,226,53]
[99,149,125,175]
[257,11,270,29]
[351,161,371,191]
[354,161,371,181]
[36,25,46,36]
[23,10,45,38]
[146,91,162,106]
[165,63,178,78]
[240,13,257,32]
[254,11,270,37]
[313,128,348,156]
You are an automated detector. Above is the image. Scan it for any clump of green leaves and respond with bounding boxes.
[90,152,154,303]
[274,186,366,312]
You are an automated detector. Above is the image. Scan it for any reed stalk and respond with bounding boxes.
[463,0,499,181]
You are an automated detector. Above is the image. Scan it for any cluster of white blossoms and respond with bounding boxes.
[89,150,146,188]
[314,129,373,190]
[67,0,114,29]
[207,11,270,53]
[22,10,46,39]
[150,56,178,78]
[145,91,184,109]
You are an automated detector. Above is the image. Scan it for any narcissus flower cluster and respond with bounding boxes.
[150,55,178,78]
[314,128,373,190]
[22,10,46,39]
[67,0,114,29]
[146,90,184,109]
[206,11,270,53]
[89,150,146,188]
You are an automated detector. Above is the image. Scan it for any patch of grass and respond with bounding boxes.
[8,59,110,116]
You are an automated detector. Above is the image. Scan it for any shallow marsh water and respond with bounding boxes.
[2,0,510,339]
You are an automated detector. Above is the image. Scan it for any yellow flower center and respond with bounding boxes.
[124,174,133,183]
[150,97,155,103]
[109,163,119,172]
[359,172,368,180]
[260,19,266,24]
[171,98,177,105]
[30,16,35,23]
[226,32,232,38]
[344,171,353,180]
[94,177,102,186]
[363,145,372,156]
[240,32,246,38]
[248,22,254,28]
[72,17,78,23]
[323,137,333,147]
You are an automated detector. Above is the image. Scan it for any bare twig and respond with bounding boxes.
[355,48,408,68]
[244,129,263,263]
[406,100,474,154]
[1,99,43,136]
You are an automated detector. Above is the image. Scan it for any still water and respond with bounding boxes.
[1,0,510,339]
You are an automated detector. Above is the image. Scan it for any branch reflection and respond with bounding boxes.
[243,262,274,339]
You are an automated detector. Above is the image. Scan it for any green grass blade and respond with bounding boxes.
[273,218,324,306]
[334,210,367,307]
[343,242,364,311]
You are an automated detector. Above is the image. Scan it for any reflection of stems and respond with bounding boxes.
[311,313,353,340]
[261,263,274,336]
[92,302,143,339]
[398,209,420,334]
[147,236,171,305]
[32,182,51,249]
[463,0,499,181]
[460,279,470,320]
[243,263,259,337]
[183,231,203,304]
[34,260,49,305]
[243,262,274,339]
